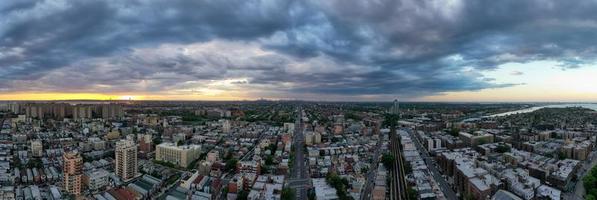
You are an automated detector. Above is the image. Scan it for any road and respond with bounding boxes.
[564,151,597,200]
[405,129,458,200]
[215,132,269,200]
[154,173,185,199]
[240,133,269,161]
[360,135,383,200]
[288,106,309,200]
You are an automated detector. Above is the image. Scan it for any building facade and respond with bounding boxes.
[156,143,201,167]
[101,104,124,119]
[63,152,83,195]
[115,140,138,181]
[83,169,109,192]
[31,140,43,157]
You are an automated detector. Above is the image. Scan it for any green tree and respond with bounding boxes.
[225,159,238,172]
[265,155,275,166]
[360,166,369,174]
[550,132,559,139]
[582,175,597,188]
[224,149,233,161]
[325,173,353,200]
[495,144,511,153]
[153,137,162,145]
[448,127,460,137]
[308,189,316,200]
[82,155,93,163]
[187,158,199,170]
[266,144,277,154]
[262,165,272,174]
[381,153,395,170]
[345,112,362,121]
[150,171,162,179]
[222,187,229,196]
[591,166,597,177]
[590,188,597,199]
[237,190,249,200]
[13,157,22,168]
[407,187,418,200]
[164,173,181,186]
[281,188,295,200]
[153,160,179,169]
[382,114,399,127]
[476,137,491,145]
[404,161,413,174]
[583,165,597,198]
[26,158,43,168]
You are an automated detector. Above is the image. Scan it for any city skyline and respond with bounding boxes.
[1,96,596,199]
[2,1,597,101]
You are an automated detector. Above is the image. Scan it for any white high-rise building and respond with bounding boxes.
[31,140,43,157]
[390,99,399,114]
[222,120,231,133]
[115,140,138,181]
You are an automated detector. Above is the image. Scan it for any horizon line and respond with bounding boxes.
[1,99,596,104]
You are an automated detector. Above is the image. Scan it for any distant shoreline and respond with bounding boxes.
[488,103,597,118]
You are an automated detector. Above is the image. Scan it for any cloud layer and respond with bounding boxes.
[1,0,597,100]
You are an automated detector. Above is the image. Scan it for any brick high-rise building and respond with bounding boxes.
[115,140,138,181]
[138,134,153,153]
[63,152,83,195]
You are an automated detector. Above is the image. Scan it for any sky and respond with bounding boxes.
[1,0,597,102]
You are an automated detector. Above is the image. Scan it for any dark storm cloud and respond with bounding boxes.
[1,0,597,99]
[0,0,295,78]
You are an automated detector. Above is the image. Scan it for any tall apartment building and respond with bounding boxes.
[25,104,45,119]
[138,134,153,153]
[50,103,68,119]
[8,103,21,114]
[101,104,124,119]
[115,140,138,181]
[72,105,92,120]
[156,143,201,167]
[63,152,83,195]
[222,120,231,133]
[390,99,399,114]
[24,103,70,120]
[31,140,43,157]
